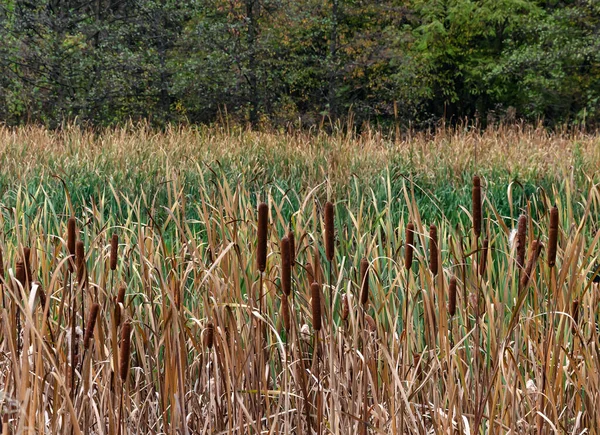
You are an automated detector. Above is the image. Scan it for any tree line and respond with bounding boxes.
[0,0,598,128]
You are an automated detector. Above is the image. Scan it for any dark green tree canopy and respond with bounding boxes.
[0,0,598,128]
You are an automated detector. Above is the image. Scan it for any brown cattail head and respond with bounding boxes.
[281,293,291,332]
[23,247,32,284]
[324,201,335,262]
[37,283,47,312]
[341,293,349,321]
[448,276,457,317]
[405,222,415,271]
[287,230,296,266]
[472,175,482,238]
[311,282,322,331]
[76,240,85,283]
[115,285,126,326]
[281,237,291,296]
[110,233,119,271]
[429,225,438,276]
[83,303,100,349]
[67,217,76,272]
[15,259,26,288]
[257,202,268,273]
[571,299,579,334]
[479,238,489,276]
[516,214,527,268]
[365,314,377,334]
[204,321,214,349]
[119,321,132,382]
[360,258,369,306]
[548,206,559,267]
[0,246,4,281]
[520,240,543,290]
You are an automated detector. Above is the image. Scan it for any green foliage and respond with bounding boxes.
[0,0,598,127]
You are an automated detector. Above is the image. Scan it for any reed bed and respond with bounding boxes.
[0,162,599,434]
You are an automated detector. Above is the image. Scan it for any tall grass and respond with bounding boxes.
[0,125,600,432]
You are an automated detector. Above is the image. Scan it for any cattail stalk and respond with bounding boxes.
[571,300,579,335]
[360,258,369,306]
[115,285,126,327]
[429,225,438,276]
[287,230,295,266]
[516,214,527,268]
[479,238,489,276]
[472,175,482,238]
[281,293,291,333]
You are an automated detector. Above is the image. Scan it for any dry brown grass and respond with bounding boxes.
[0,124,600,433]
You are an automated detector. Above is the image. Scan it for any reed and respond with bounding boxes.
[516,214,527,268]
[360,258,369,306]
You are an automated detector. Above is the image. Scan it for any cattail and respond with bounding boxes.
[365,314,376,333]
[448,276,457,317]
[119,321,132,382]
[15,259,26,288]
[360,258,369,306]
[115,285,126,326]
[287,230,295,266]
[341,293,349,321]
[37,283,47,311]
[67,217,76,272]
[110,233,119,271]
[23,247,32,285]
[429,224,438,276]
[324,201,335,262]
[84,303,100,349]
[281,237,291,296]
[204,321,214,349]
[571,300,579,334]
[0,246,4,281]
[257,202,268,273]
[520,240,543,290]
[311,282,321,331]
[516,215,527,268]
[548,206,559,267]
[76,240,85,283]
[479,238,489,276]
[281,293,291,332]
[405,222,415,271]
[472,175,482,238]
